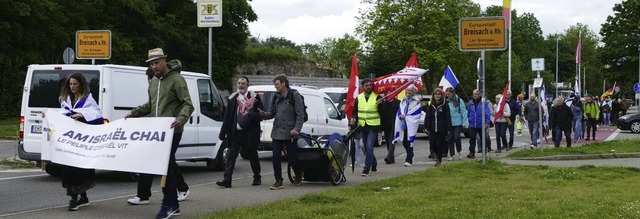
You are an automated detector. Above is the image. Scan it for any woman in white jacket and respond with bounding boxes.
[493,94,511,153]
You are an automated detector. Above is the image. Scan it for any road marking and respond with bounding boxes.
[605,129,620,141]
[0,173,48,181]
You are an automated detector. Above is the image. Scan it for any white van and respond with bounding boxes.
[18,64,227,177]
[248,85,349,150]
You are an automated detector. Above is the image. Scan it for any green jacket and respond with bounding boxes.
[131,60,194,133]
[583,101,600,120]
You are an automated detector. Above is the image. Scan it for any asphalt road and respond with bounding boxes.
[0,126,638,218]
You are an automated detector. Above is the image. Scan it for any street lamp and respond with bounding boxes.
[552,36,556,97]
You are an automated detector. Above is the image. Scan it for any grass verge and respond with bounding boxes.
[0,158,36,169]
[199,160,640,219]
[0,118,19,139]
[507,138,640,158]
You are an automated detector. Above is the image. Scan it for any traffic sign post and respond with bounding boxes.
[76,30,111,64]
[531,58,545,72]
[634,83,640,93]
[63,47,75,64]
[197,0,223,78]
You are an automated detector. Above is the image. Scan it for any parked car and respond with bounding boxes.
[617,113,640,133]
[625,99,635,107]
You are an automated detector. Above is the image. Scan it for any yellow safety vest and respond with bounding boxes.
[357,93,381,126]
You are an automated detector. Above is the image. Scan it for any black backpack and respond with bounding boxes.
[288,89,309,122]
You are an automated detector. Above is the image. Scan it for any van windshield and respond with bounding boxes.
[255,91,276,111]
[28,70,100,108]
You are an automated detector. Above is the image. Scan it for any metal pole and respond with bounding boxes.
[481,50,486,165]
[538,71,543,152]
[637,45,640,113]
[508,29,512,91]
[603,79,606,94]
[208,27,212,78]
[556,37,560,97]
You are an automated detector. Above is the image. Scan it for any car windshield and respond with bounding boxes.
[325,93,343,104]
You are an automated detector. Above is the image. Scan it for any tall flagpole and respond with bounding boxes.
[507,22,512,91]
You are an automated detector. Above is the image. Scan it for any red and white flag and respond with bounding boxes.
[378,67,428,101]
[345,54,359,120]
[494,82,509,122]
[372,52,424,95]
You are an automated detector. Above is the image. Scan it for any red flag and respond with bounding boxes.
[502,0,511,30]
[378,68,429,101]
[494,82,509,122]
[575,31,581,64]
[372,52,424,94]
[345,54,359,120]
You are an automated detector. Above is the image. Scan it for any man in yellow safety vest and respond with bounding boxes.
[350,79,383,176]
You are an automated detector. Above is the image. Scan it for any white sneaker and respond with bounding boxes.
[177,190,190,202]
[457,153,461,160]
[447,156,453,161]
[127,196,149,205]
[404,162,412,167]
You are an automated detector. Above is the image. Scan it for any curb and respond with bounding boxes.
[512,152,640,161]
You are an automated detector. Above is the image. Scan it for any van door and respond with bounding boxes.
[322,97,349,135]
[176,77,198,159]
[194,78,224,158]
[303,93,324,137]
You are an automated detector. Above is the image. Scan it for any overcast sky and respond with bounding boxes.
[248,0,622,45]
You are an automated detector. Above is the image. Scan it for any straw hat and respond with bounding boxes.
[145,48,167,62]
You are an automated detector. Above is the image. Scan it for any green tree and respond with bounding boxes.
[356,0,481,94]
[599,0,640,98]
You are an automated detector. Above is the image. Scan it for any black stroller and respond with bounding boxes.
[286,131,355,186]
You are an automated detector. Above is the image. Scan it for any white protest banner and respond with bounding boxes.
[42,109,174,175]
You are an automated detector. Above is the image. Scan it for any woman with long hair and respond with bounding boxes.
[58,73,103,211]
[444,87,467,160]
[424,88,451,166]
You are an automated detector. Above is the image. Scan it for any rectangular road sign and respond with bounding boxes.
[198,0,223,27]
[76,30,111,59]
[531,58,545,71]
[459,17,506,51]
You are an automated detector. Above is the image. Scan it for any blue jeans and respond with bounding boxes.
[528,121,539,146]
[572,119,582,142]
[603,113,611,126]
[361,126,378,171]
[554,127,571,147]
[272,139,301,181]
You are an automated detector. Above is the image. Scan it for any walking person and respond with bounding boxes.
[445,87,467,160]
[127,67,191,206]
[476,95,493,153]
[216,76,264,188]
[505,91,519,150]
[549,97,574,147]
[570,95,583,143]
[392,85,421,167]
[57,73,103,211]
[125,48,194,219]
[583,95,600,141]
[380,94,400,164]
[350,79,382,176]
[601,96,612,126]
[466,89,491,158]
[493,94,511,153]
[259,74,305,189]
[524,94,541,148]
[425,88,451,166]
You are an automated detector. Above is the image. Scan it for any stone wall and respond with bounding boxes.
[235,60,339,78]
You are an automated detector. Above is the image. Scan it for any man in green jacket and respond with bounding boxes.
[126,48,194,219]
[583,94,600,141]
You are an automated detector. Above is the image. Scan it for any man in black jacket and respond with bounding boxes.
[550,97,574,147]
[380,96,400,164]
[216,76,263,188]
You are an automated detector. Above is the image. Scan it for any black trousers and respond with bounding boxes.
[136,134,188,200]
[383,127,396,162]
[586,118,597,139]
[224,130,261,182]
[429,131,447,159]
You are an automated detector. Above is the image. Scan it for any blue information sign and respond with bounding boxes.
[634,83,640,93]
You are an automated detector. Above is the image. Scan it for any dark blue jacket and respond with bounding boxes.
[219,91,264,148]
[506,98,520,122]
